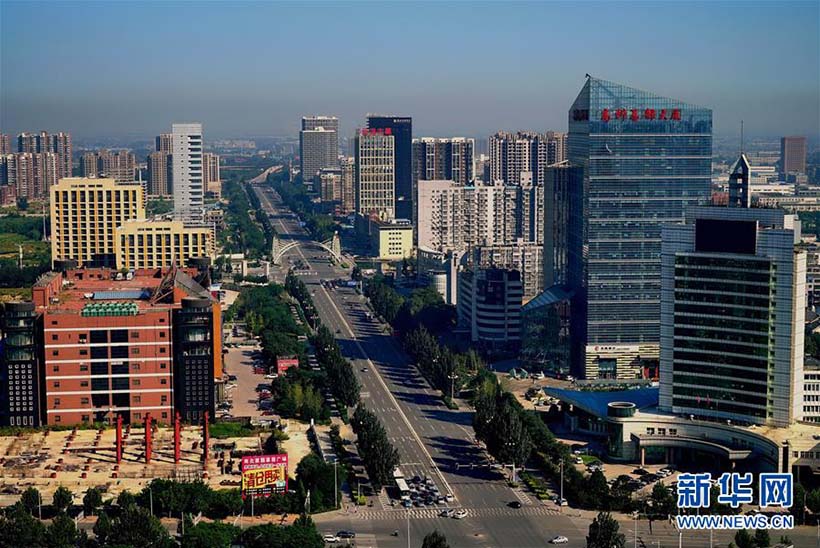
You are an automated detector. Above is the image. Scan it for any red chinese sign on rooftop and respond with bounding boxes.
[360,127,393,136]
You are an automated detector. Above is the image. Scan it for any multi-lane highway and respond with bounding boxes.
[253,183,586,547]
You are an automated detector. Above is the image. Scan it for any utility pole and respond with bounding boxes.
[406,507,410,548]
[149,487,153,516]
[634,511,638,548]
[559,459,564,512]
[334,459,338,509]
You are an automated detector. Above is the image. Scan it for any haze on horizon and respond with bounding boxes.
[1,1,818,141]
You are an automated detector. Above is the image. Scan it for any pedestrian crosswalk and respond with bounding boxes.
[351,505,560,521]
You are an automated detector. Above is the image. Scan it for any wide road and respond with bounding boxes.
[253,184,587,547]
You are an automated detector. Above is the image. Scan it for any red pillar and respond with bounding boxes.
[145,413,152,464]
[115,414,123,464]
[202,411,210,465]
[174,412,181,464]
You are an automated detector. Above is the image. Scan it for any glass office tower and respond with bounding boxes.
[567,77,712,379]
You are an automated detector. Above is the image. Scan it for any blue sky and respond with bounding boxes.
[1,1,818,140]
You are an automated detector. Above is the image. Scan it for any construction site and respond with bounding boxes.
[0,412,267,505]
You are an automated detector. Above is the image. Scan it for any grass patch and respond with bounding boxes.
[0,287,32,300]
[442,396,459,410]
[209,422,256,439]
[580,455,600,465]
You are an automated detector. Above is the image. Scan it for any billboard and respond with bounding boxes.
[241,454,288,498]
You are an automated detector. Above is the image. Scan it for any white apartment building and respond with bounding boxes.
[172,123,204,222]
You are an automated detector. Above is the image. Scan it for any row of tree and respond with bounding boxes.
[364,277,455,334]
[231,283,304,362]
[286,271,319,328]
[351,405,401,489]
[312,324,361,408]
[403,326,482,401]
[220,179,268,258]
[1,501,325,548]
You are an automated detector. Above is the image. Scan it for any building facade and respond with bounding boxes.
[566,76,712,379]
[10,266,221,427]
[172,123,204,221]
[457,267,522,347]
[488,131,565,186]
[147,151,171,197]
[369,218,413,260]
[660,206,806,428]
[0,302,42,427]
[114,220,214,270]
[366,115,412,220]
[355,128,395,220]
[50,178,145,268]
[80,150,137,182]
[780,135,807,175]
[340,156,355,214]
[412,137,474,187]
[17,131,72,181]
[300,126,338,184]
[203,152,221,197]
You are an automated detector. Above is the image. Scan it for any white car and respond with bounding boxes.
[550,535,569,544]
[323,533,339,543]
[444,493,454,502]
[453,509,468,519]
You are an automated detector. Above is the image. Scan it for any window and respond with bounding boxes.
[52,350,59,357]
[80,349,88,356]
[53,381,60,388]
[81,398,89,405]
[160,379,167,385]
[131,348,140,355]
[51,335,58,341]
[54,398,60,405]
[133,379,140,386]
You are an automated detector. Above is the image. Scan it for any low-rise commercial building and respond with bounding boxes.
[369,218,413,260]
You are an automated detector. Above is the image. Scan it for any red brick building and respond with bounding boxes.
[24,264,222,426]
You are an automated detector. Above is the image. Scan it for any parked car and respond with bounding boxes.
[508,501,522,509]
[323,534,339,543]
[453,509,468,519]
[336,531,356,539]
[550,535,569,544]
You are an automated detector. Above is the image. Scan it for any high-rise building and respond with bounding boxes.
[412,137,475,186]
[0,134,11,155]
[203,152,221,197]
[660,205,805,427]
[0,302,41,427]
[340,156,355,214]
[316,168,342,203]
[81,150,136,182]
[417,180,465,252]
[300,127,338,184]
[302,115,339,133]
[470,243,543,302]
[780,136,807,175]
[50,178,145,268]
[543,162,582,288]
[565,76,712,379]
[457,267,522,347]
[147,151,171,196]
[355,128,395,220]
[17,132,72,180]
[172,123,204,221]
[366,115,412,219]
[488,131,565,186]
[1,152,58,199]
[156,133,173,154]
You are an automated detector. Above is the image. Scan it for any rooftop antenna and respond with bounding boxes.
[740,120,744,155]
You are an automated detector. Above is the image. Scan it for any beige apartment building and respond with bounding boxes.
[114,220,214,270]
[50,178,145,267]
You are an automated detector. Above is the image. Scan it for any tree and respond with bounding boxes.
[52,486,73,513]
[82,487,102,515]
[182,521,241,548]
[790,483,806,524]
[108,504,174,548]
[650,482,676,517]
[0,503,46,547]
[586,512,626,548]
[586,470,610,510]
[92,511,113,545]
[45,513,79,548]
[116,490,136,508]
[422,530,451,548]
[20,486,41,516]
[733,529,755,548]
[754,528,771,547]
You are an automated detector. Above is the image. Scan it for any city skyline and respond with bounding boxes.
[2,2,818,140]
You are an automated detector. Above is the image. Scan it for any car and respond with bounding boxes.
[414,500,424,507]
[445,494,454,502]
[323,534,339,543]
[555,497,568,507]
[440,508,455,517]
[402,499,412,508]
[550,536,569,544]
[508,501,522,509]
[436,496,446,504]
[361,367,369,372]
[227,374,237,381]
[453,509,468,519]
[633,468,648,476]
[336,329,341,334]
[412,475,422,484]
[574,457,583,464]
[336,531,356,539]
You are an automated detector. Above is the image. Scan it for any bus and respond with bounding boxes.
[394,467,410,499]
